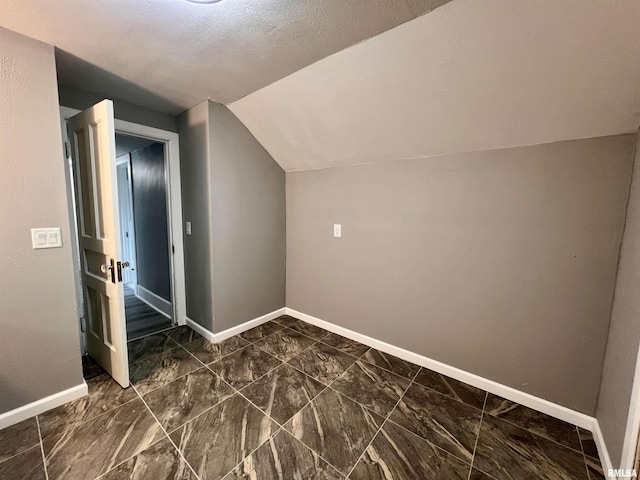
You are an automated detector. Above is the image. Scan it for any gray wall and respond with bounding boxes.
[597,133,640,466]
[286,135,636,414]
[177,100,286,332]
[131,142,171,301]
[59,85,178,133]
[178,101,214,328]
[209,102,286,332]
[0,27,83,414]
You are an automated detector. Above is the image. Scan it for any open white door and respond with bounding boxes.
[68,100,129,388]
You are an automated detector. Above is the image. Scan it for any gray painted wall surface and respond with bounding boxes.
[177,101,286,332]
[286,135,636,414]
[59,85,178,132]
[209,102,286,332]
[597,133,640,466]
[131,142,172,301]
[0,27,83,413]
[178,102,214,328]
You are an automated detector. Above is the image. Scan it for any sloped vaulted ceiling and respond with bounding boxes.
[229,0,640,172]
[0,0,452,112]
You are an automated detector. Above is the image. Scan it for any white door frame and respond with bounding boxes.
[61,106,187,332]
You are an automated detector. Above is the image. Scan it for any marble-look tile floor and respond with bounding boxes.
[0,315,604,480]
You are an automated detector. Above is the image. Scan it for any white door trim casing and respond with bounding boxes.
[60,106,187,328]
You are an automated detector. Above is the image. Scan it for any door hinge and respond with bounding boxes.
[80,316,86,333]
[172,244,175,254]
[64,142,70,158]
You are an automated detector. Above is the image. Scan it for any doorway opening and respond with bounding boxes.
[115,134,173,339]
[60,103,186,387]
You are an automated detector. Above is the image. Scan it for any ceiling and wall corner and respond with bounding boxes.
[0,0,452,114]
[229,0,640,172]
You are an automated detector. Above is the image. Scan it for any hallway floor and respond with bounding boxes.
[125,285,172,340]
[0,316,604,479]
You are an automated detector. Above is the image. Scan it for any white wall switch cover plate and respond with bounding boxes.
[31,228,62,249]
[334,224,341,237]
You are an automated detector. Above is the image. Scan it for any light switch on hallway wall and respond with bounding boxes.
[186,221,192,235]
[31,228,62,249]
[334,224,341,237]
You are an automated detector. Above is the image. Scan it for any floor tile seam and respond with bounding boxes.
[357,350,427,383]
[280,324,321,344]
[132,358,203,397]
[128,384,203,480]
[404,374,488,414]
[128,342,190,367]
[381,414,477,468]
[282,358,342,389]
[207,350,285,391]
[283,339,367,387]
[142,376,237,433]
[576,425,593,480]
[315,338,365,361]
[275,409,351,478]
[327,354,421,419]
[0,443,37,469]
[276,426,348,478]
[242,373,333,430]
[189,335,264,364]
[130,341,206,396]
[343,366,422,478]
[44,394,168,480]
[35,416,50,480]
[467,392,489,480]
[481,409,586,456]
[92,432,168,480]
[219,425,286,479]
[250,336,316,364]
[174,341,209,367]
[0,439,43,466]
[239,327,284,345]
[127,324,176,343]
[37,394,141,444]
[233,387,302,431]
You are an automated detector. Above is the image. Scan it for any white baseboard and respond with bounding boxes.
[186,307,286,344]
[592,419,613,475]
[185,317,215,342]
[285,307,596,431]
[137,285,172,319]
[0,382,88,430]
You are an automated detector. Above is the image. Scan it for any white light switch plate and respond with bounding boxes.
[31,228,62,249]
[186,221,192,235]
[334,224,341,237]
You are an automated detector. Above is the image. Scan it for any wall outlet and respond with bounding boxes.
[31,228,62,249]
[186,221,192,235]
[333,224,341,237]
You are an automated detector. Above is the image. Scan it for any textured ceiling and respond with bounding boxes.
[0,0,450,114]
[230,0,640,171]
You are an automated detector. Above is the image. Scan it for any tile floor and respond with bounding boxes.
[0,315,604,479]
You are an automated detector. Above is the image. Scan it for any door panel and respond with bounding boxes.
[69,100,129,387]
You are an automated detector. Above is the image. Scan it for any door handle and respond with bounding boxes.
[100,259,116,283]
